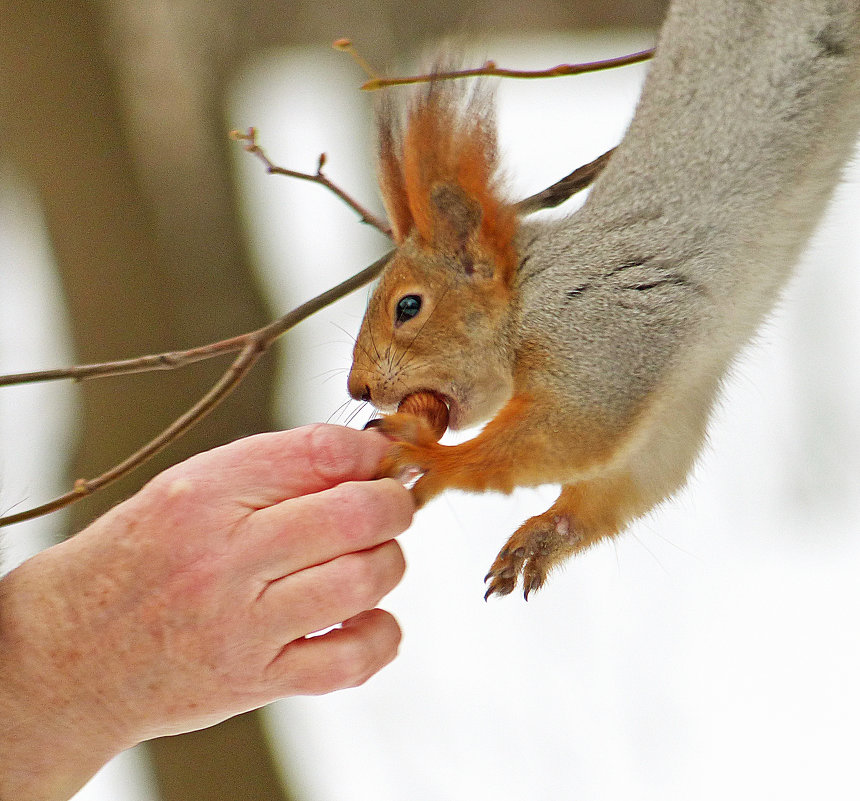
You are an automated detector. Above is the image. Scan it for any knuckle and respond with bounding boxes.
[332,638,380,689]
[293,572,335,616]
[144,464,199,509]
[335,479,413,541]
[325,482,383,543]
[335,552,383,609]
[305,614,400,693]
[326,478,368,509]
[388,540,407,581]
[379,478,416,530]
[304,424,359,485]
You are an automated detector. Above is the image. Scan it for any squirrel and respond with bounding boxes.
[347,0,860,599]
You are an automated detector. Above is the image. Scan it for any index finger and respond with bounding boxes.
[181,424,392,506]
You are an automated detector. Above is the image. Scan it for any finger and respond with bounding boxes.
[166,425,394,507]
[243,478,414,577]
[255,540,406,644]
[264,609,402,696]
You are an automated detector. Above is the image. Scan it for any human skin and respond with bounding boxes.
[0,425,414,801]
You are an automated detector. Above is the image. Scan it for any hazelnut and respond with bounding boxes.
[398,392,449,440]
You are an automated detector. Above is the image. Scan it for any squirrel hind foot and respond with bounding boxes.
[484,513,581,601]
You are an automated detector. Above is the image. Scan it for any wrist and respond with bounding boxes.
[0,545,132,800]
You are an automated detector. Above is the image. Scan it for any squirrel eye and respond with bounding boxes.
[395,294,422,325]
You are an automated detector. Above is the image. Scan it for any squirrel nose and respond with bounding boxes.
[347,371,373,403]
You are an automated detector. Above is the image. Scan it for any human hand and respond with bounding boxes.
[0,425,413,801]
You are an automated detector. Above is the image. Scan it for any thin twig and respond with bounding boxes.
[332,38,383,84]
[358,49,655,91]
[230,128,392,236]
[0,336,249,387]
[515,147,615,214]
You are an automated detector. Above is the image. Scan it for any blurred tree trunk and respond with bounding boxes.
[0,1,288,799]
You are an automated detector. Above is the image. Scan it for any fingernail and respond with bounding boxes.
[397,466,422,488]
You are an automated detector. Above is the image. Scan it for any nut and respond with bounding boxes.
[398,392,449,441]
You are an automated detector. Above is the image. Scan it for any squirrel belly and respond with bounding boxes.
[349,0,860,599]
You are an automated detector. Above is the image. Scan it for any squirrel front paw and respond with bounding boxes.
[366,413,446,507]
[484,512,582,601]
[378,441,447,508]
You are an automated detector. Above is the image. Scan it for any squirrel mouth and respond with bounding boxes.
[362,389,460,431]
[436,394,463,431]
[364,390,456,436]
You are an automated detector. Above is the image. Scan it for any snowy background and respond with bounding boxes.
[2,32,859,801]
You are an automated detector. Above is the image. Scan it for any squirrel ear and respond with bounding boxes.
[378,79,518,281]
[429,183,482,249]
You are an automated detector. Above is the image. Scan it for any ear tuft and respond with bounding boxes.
[377,100,414,244]
[376,78,518,279]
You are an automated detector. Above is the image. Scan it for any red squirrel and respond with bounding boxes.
[347,0,860,599]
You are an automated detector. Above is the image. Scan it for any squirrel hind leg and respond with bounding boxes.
[484,472,642,600]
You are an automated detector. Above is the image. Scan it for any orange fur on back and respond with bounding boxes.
[377,82,518,278]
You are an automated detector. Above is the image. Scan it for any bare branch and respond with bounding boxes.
[230,127,392,236]
[358,49,655,91]
[0,336,249,387]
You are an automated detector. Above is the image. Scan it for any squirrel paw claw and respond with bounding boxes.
[483,514,579,601]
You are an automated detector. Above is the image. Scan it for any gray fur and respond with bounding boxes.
[514,0,860,494]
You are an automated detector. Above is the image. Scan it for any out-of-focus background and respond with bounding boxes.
[2,1,860,799]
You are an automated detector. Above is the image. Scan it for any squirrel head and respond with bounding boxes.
[348,80,519,429]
